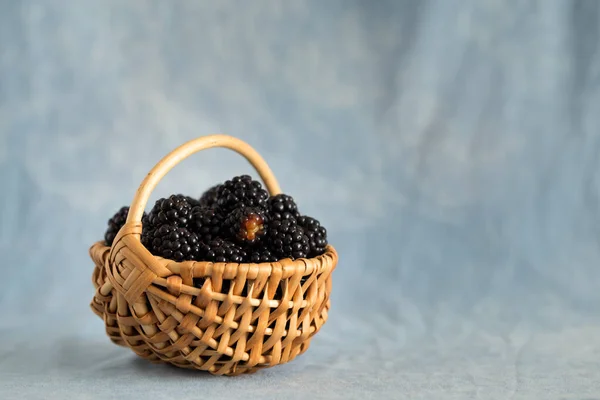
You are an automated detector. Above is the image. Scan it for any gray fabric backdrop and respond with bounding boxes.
[1,1,600,399]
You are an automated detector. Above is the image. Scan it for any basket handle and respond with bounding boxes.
[126,134,282,224]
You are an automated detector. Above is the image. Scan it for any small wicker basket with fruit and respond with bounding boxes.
[90,134,338,376]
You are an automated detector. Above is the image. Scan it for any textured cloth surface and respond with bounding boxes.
[2,314,600,400]
[2,1,600,399]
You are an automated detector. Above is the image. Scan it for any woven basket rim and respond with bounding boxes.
[94,240,337,278]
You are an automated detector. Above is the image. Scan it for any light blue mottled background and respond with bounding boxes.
[1,1,600,399]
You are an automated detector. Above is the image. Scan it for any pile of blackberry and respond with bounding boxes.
[103,175,328,263]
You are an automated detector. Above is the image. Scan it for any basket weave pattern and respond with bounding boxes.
[90,135,338,376]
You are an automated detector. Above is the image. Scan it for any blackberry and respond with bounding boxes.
[267,219,310,260]
[298,216,328,257]
[104,206,144,246]
[268,194,300,223]
[190,206,224,243]
[247,247,277,263]
[141,224,202,261]
[216,175,269,214]
[201,238,247,263]
[223,206,268,245]
[184,195,201,208]
[146,194,194,228]
[199,184,222,208]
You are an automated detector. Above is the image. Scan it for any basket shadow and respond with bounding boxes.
[126,357,218,379]
[32,336,218,380]
[101,350,228,380]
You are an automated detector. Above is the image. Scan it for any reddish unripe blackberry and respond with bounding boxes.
[267,219,310,260]
[216,175,269,213]
[268,194,300,223]
[141,224,202,261]
[190,206,224,243]
[298,216,328,257]
[223,206,267,245]
[146,194,194,228]
[201,238,247,263]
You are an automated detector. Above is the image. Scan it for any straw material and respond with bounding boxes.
[90,135,338,376]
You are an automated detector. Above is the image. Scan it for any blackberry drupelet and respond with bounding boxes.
[268,194,300,223]
[184,195,201,208]
[199,184,222,208]
[190,206,224,243]
[267,219,310,260]
[202,238,247,263]
[141,224,202,261]
[298,216,328,257]
[105,206,143,246]
[223,206,267,245]
[247,247,277,263]
[216,175,269,214]
[146,194,195,228]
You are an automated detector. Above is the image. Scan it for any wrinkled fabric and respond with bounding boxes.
[1,1,600,399]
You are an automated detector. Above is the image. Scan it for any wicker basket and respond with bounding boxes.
[90,134,338,376]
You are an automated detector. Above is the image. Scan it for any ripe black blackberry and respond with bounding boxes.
[146,194,194,228]
[141,224,202,261]
[199,184,222,208]
[104,206,144,246]
[201,238,247,263]
[216,175,269,214]
[190,206,224,243]
[267,219,310,260]
[247,247,277,263]
[298,216,328,257]
[223,206,268,246]
[184,195,201,208]
[268,194,300,223]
